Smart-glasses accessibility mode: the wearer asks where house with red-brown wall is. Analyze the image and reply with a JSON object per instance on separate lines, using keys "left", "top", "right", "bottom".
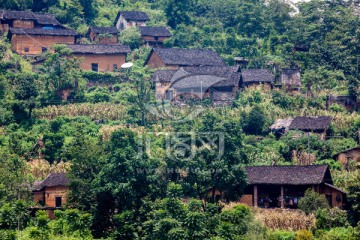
{"left": 66, "top": 44, "right": 131, "bottom": 72}
{"left": 32, "top": 172, "right": 69, "bottom": 219}
{"left": 0, "top": 10, "right": 37, "bottom": 32}
{"left": 9, "top": 27, "right": 77, "bottom": 55}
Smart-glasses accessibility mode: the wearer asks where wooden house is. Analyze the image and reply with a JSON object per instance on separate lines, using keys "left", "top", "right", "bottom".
{"left": 88, "top": 26, "right": 119, "bottom": 44}
{"left": 239, "top": 165, "right": 346, "bottom": 209}
{"left": 9, "top": 27, "right": 77, "bottom": 55}
{"left": 152, "top": 66, "right": 240, "bottom": 105}
{"left": 289, "top": 116, "right": 332, "bottom": 140}
{"left": 240, "top": 69, "right": 274, "bottom": 89}
{"left": 333, "top": 146, "right": 360, "bottom": 166}
{"left": 114, "top": 11, "right": 149, "bottom": 30}
{"left": 280, "top": 68, "right": 301, "bottom": 90}
{"left": 145, "top": 47, "right": 226, "bottom": 69}
{"left": 139, "top": 26, "right": 171, "bottom": 46}
{"left": 66, "top": 44, "right": 131, "bottom": 72}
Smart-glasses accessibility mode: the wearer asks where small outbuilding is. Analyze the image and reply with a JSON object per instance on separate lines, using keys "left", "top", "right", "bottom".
{"left": 289, "top": 116, "right": 332, "bottom": 140}
{"left": 240, "top": 69, "right": 275, "bottom": 89}
{"left": 114, "top": 11, "right": 149, "bottom": 30}
{"left": 88, "top": 26, "right": 119, "bottom": 44}
{"left": 333, "top": 146, "right": 360, "bottom": 166}
{"left": 139, "top": 26, "right": 171, "bottom": 46}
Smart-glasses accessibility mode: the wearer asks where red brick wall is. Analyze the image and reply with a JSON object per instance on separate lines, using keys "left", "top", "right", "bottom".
{"left": 239, "top": 194, "right": 253, "bottom": 207}
{"left": 146, "top": 51, "right": 167, "bottom": 69}
{"left": 11, "top": 34, "right": 75, "bottom": 55}
{"left": 71, "top": 53, "right": 127, "bottom": 72}
{"left": 44, "top": 186, "right": 68, "bottom": 208}
{"left": 12, "top": 20, "right": 34, "bottom": 28}
{"left": 33, "top": 191, "right": 44, "bottom": 205}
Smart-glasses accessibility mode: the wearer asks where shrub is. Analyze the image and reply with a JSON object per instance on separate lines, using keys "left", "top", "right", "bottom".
{"left": 295, "top": 229, "right": 313, "bottom": 240}
{"left": 298, "top": 189, "right": 329, "bottom": 214}
{"left": 316, "top": 227, "right": 356, "bottom": 240}
{"left": 329, "top": 103, "right": 346, "bottom": 112}
{"left": 268, "top": 230, "right": 296, "bottom": 240}
{"left": 0, "top": 230, "right": 16, "bottom": 240}
{"left": 113, "top": 84, "right": 121, "bottom": 92}
{"left": 315, "top": 208, "right": 349, "bottom": 230}
{"left": 86, "top": 92, "right": 111, "bottom": 103}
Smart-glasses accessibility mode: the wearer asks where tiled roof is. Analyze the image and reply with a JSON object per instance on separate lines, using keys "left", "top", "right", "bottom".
{"left": 1, "top": 10, "right": 37, "bottom": 20}
{"left": 34, "top": 13, "right": 61, "bottom": 26}
{"left": 270, "top": 118, "right": 294, "bottom": 130}
{"left": 245, "top": 165, "right": 332, "bottom": 185}
{"left": 66, "top": 44, "right": 131, "bottom": 54}
{"left": 33, "top": 173, "right": 70, "bottom": 191}
{"left": 152, "top": 69, "right": 177, "bottom": 83}
{"left": 89, "top": 26, "right": 119, "bottom": 34}
{"left": 289, "top": 116, "right": 332, "bottom": 131}
{"left": 147, "top": 47, "right": 226, "bottom": 67}
{"left": 9, "top": 27, "right": 78, "bottom": 36}
{"left": 152, "top": 66, "right": 240, "bottom": 88}
{"left": 241, "top": 69, "right": 275, "bottom": 83}
{"left": 139, "top": 26, "right": 171, "bottom": 37}
{"left": 114, "top": 11, "right": 150, "bottom": 25}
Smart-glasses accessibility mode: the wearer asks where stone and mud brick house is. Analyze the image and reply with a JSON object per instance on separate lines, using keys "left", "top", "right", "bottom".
{"left": 9, "top": 27, "right": 77, "bottom": 55}
{"left": 152, "top": 66, "right": 241, "bottom": 105}
{"left": 31, "top": 172, "right": 69, "bottom": 219}
{"left": 145, "top": 47, "right": 226, "bottom": 69}
{"left": 66, "top": 44, "right": 131, "bottom": 72}
{"left": 114, "top": 11, "right": 149, "bottom": 30}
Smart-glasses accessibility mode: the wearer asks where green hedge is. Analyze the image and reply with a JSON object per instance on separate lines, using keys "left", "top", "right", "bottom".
{"left": 82, "top": 71, "right": 127, "bottom": 85}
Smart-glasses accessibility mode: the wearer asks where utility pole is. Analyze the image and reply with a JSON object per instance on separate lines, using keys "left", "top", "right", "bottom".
{"left": 307, "top": 132, "right": 310, "bottom": 165}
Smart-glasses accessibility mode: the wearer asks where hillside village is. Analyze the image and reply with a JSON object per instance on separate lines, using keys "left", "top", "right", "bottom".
{"left": 0, "top": 0, "right": 359, "bottom": 239}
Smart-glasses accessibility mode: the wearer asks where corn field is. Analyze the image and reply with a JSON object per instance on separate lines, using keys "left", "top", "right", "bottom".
{"left": 254, "top": 208, "right": 316, "bottom": 231}
{"left": 33, "top": 103, "right": 129, "bottom": 121}
{"left": 27, "top": 159, "right": 71, "bottom": 180}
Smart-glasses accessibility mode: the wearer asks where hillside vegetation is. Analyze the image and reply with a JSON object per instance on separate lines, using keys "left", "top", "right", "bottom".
{"left": 0, "top": 0, "right": 359, "bottom": 239}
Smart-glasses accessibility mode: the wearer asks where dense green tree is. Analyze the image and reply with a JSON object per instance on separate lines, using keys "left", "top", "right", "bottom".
{"left": 165, "top": 0, "right": 190, "bottom": 28}
{"left": 298, "top": 189, "right": 330, "bottom": 214}
{"left": 12, "top": 73, "right": 38, "bottom": 119}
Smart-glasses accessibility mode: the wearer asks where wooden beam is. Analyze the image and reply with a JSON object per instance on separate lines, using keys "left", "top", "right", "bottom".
{"left": 280, "top": 186, "right": 284, "bottom": 208}
{"left": 254, "top": 185, "right": 258, "bottom": 207}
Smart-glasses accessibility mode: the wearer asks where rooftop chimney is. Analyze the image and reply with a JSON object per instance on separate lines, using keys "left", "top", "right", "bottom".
{"left": 234, "top": 57, "right": 249, "bottom": 71}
